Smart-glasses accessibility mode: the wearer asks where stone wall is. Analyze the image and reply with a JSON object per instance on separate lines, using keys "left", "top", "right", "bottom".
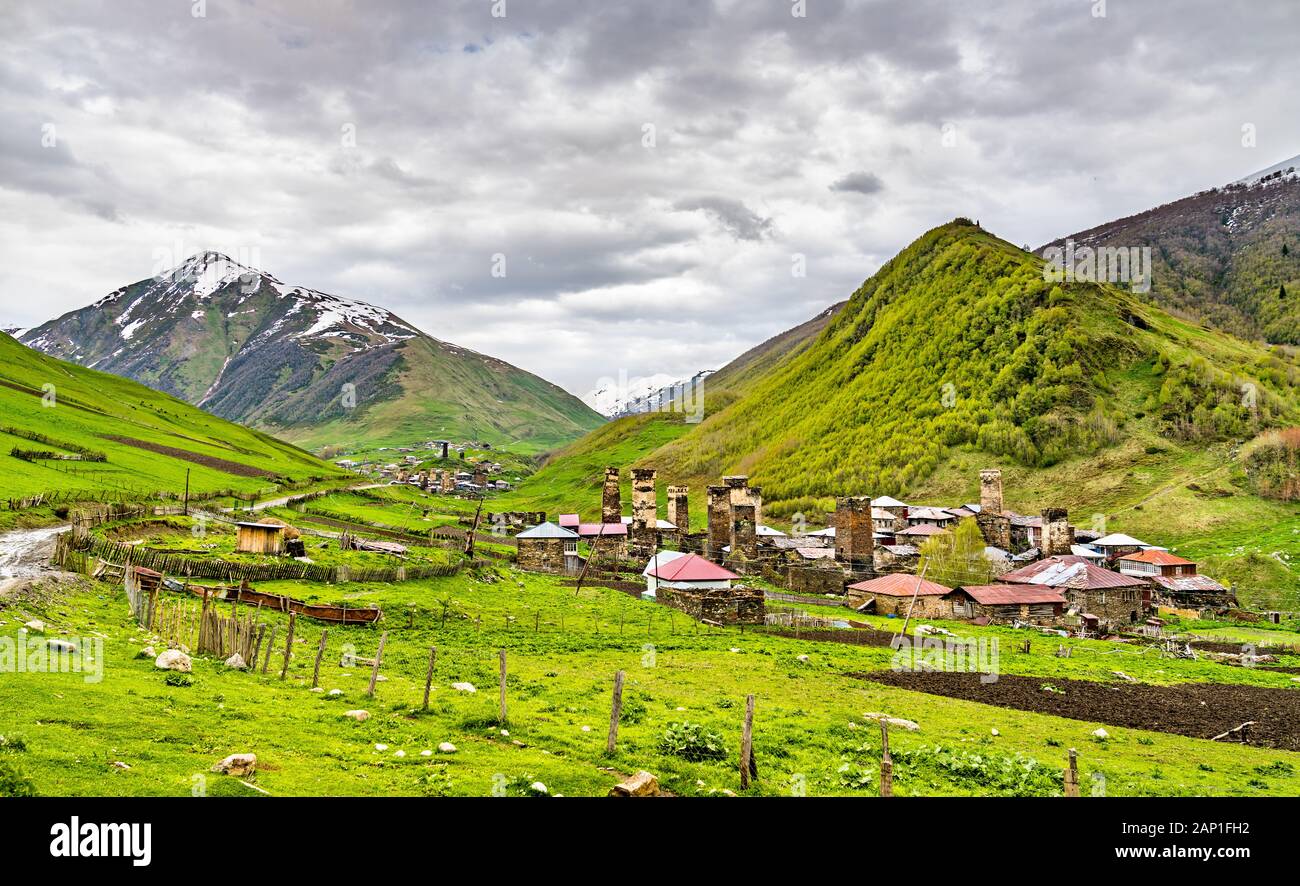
{"left": 977, "top": 468, "right": 1011, "bottom": 549}
{"left": 787, "top": 565, "right": 845, "bottom": 596}
{"left": 706, "top": 485, "right": 730, "bottom": 559}
{"left": 602, "top": 466, "right": 622, "bottom": 523}
{"left": 630, "top": 468, "right": 658, "bottom": 558}
{"left": 1041, "top": 508, "right": 1073, "bottom": 556}
{"left": 667, "top": 486, "right": 690, "bottom": 534}
{"left": 656, "top": 585, "right": 766, "bottom": 625}
{"left": 730, "top": 503, "right": 757, "bottom": 561}
{"left": 516, "top": 537, "right": 570, "bottom": 573}
{"left": 834, "top": 496, "right": 874, "bottom": 567}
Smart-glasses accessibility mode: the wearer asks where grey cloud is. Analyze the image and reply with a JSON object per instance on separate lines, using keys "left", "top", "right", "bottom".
{"left": 672, "top": 197, "right": 774, "bottom": 241}
{"left": 829, "top": 171, "right": 884, "bottom": 195}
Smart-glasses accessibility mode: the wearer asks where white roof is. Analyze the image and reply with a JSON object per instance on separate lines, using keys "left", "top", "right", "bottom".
{"left": 806, "top": 526, "right": 836, "bottom": 537}
{"left": 1092, "top": 533, "right": 1150, "bottom": 547}
{"left": 621, "top": 516, "right": 677, "bottom": 529}
{"left": 517, "top": 522, "right": 579, "bottom": 539}
{"left": 871, "top": 496, "right": 908, "bottom": 508}
{"left": 641, "top": 550, "right": 687, "bottom": 577}
{"left": 1071, "top": 544, "right": 1106, "bottom": 559}
{"left": 756, "top": 524, "right": 787, "bottom": 537}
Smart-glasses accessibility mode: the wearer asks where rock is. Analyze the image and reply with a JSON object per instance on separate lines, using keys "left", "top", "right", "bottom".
{"left": 376, "top": 674, "right": 388, "bottom": 682}
{"left": 437, "top": 742, "right": 457, "bottom": 754}
{"left": 863, "top": 713, "right": 919, "bottom": 731}
{"left": 581, "top": 725, "right": 591, "bottom": 732}
{"left": 500, "top": 729, "right": 509, "bottom": 737}
{"left": 729, "top": 648, "right": 740, "bottom": 653}
{"left": 375, "top": 743, "right": 389, "bottom": 751}
{"left": 309, "top": 687, "right": 324, "bottom": 693}
{"left": 609, "top": 770, "right": 659, "bottom": 797}
{"left": 420, "top": 749, "right": 433, "bottom": 757}
{"left": 223, "top": 653, "right": 247, "bottom": 670}
{"left": 154, "top": 650, "right": 192, "bottom": 673}
{"left": 135, "top": 646, "right": 156, "bottom": 660}
{"left": 529, "top": 781, "right": 549, "bottom": 795}
{"left": 393, "top": 749, "right": 406, "bottom": 758}
{"left": 990, "top": 728, "right": 1000, "bottom": 736}
{"left": 343, "top": 710, "right": 370, "bottom": 722}
{"left": 796, "top": 654, "right": 810, "bottom": 662}
{"left": 451, "top": 682, "right": 477, "bottom": 693}
{"left": 1092, "top": 728, "right": 1109, "bottom": 740}
{"left": 47, "top": 639, "right": 78, "bottom": 654}
{"left": 211, "top": 753, "right": 257, "bottom": 777}
{"left": 112, "top": 761, "right": 130, "bottom": 770}
{"left": 23, "top": 620, "right": 45, "bottom": 633}
{"left": 328, "top": 689, "right": 344, "bottom": 696}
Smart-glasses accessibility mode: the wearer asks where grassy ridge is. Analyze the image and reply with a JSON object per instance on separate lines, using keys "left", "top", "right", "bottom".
{"left": 0, "top": 333, "right": 345, "bottom": 506}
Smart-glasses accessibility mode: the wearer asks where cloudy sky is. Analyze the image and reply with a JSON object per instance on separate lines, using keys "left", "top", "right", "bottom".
{"left": 2, "top": 0, "right": 1298, "bottom": 399}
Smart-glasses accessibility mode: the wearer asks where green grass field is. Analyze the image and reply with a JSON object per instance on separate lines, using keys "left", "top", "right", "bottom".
{"left": 3, "top": 563, "right": 1298, "bottom": 798}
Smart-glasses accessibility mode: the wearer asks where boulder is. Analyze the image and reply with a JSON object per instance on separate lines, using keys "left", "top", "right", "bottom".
{"left": 223, "top": 653, "right": 247, "bottom": 670}
{"left": 23, "top": 620, "right": 45, "bottom": 633}
{"left": 211, "top": 753, "right": 257, "bottom": 777}
{"left": 451, "top": 682, "right": 477, "bottom": 693}
{"left": 135, "top": 646, "right": 156, "bottom": 660}
{"left": 609, "top": 771, "right": 659, "bottom": 797}
{"left": 437, "top": 742, "right": 457, "bottom": 754}
{"left": 47, "top": 639, "right": 78, "bottom": 654}
{"left": 154, "top": 650, "right": 192, "bottom": 673}
{"left": 1092, "top": 727, "right": 1109, "bottom": 740}
{"left": 863, "top": 713, "right": 919, "bottom": 731}
{"left": 343, "top": 710, "right": 370, "bottom": 722}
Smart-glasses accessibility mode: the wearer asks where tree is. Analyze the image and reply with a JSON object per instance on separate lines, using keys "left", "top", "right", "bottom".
{"left": 915, "top": 518, "right": 993, "bottom": 588}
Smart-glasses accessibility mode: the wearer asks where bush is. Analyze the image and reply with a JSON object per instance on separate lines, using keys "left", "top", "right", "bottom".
{"left": 659, "top": 722, "right": 728, "bottom": 761}
{"left": 0, "top": 758, "right": 37, "bottom": 797}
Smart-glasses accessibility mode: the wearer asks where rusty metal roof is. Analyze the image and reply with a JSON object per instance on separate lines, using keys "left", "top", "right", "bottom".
{"left": 953, "top": 583, "right": 1066, "bottom": 605}
{"left": 1117, "top": 549, "right": 1194, "bottom": 566}
{"left": 1000, "top": 555, "right": 1147, "bottom": 590}
{"left": 847, "top": 573, "right": 952, "bottom": 597}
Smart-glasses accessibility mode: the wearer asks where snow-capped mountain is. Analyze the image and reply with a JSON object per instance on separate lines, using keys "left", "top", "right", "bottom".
{"left": 1234, "top": 153, "right": 1300, "bottom": 187}
{"left": 21, "top": 252, "right": 603, "bottom": 450}
{"left": 583, "top": 370, "right": 714, "bottom": 418}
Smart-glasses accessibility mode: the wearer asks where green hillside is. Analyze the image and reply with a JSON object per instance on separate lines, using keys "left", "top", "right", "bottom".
{"left": 494, "top": 220, "right": 1300, "bottom": 604}
{"left": 0, "top": 332, "right": 346, "bottom": 514}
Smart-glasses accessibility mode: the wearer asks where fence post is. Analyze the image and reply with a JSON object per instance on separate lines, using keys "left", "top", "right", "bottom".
{"left": 422, "top": 646, "right": 437, "bottom": 711}
{"left": 367, "top": 632, "right": 387, "bottom": 697}
{"left": 606, "top": 670, "right": 625, "bottom": 754}
{"left": 261, "top": 624, "right": 277, "bottom": 675}
{"left": 498, "top": 649, "right": 508, "bottom": 724}
{"left": 880, "top": 719, "right": 893, "bottom": 797}
{"left": 279, "top": 612, "right": 297, "bottom": 680}
{"left": 1064, "top": 748, "right": 1080, "bottom": 797}
{"left": 311, "top": 629, "right": 328, "bottom": 689}
{"left": 740, "top": 694, "right": 756, "bottom": 791}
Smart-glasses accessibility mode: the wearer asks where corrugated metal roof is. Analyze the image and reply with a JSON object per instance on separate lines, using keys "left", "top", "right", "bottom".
{"left": 1092, "top": 533, "right": 1150, "bottom": 547}
{"left": 1000, "top": 555, "right": 1147, "bottom": 590}
{"left": 646, "top": 553, "right": 737, "bottom": 582}
{"left": 576, "top": 522, "right": 628, "bottom": 537}
{"left": 1151, "top": 575, "right": 1228, "bottom": 593}
{"left": 897, "top": 524, "right": 949, "bottom": 536}
{"left": 517, "top": 522, "right": 579, "bottom": 539}
{"left": 558, "top": 513, "right": 579, "bottom": 527}
{"left": 795, "top": 547, "right": 837, "bottom": 560}
{"left": 954, "top": 583, "right": 1066, "bottom": 605}
{"left": 847, "top": 573, "right": 953, "bottom": 597}
{"left": 871, "top": 496, "right": 908, "bottom": 508}
{"left": 1118, "top": 549, "right": 1194, "bottom": 566}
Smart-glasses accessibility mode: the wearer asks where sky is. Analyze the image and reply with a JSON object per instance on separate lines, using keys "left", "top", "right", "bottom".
{"left": 2, "top": 0, "right": 1298, "bottom": 400}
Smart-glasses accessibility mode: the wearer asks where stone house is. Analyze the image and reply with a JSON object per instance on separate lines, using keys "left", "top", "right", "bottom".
{"left": 845, "top": 573, "right": 953, "bottom": 616}
{"left": 942, "top": 583, "right": 1066, "bottom": 625}
{"left": 515, "top": 522, "right": 579, "bottom": 574}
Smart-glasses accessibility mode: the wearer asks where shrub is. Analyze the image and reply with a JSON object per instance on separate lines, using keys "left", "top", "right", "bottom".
{"left": 659, "top": 722, "right": 728, "bottom": 761}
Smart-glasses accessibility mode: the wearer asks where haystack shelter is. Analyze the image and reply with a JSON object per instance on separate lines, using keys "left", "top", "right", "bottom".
{"left": 235, "top": 522, "right": 284, "bottom": 554}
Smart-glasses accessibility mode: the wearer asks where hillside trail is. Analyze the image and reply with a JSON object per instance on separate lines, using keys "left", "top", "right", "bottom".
{"left": 227, "top": 482, "right": 385, "bottom": 514}
{"left": 0, "top": 524, "right": 71, "bottom": 596}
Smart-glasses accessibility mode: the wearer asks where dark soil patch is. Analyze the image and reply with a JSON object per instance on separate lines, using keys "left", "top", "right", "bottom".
{"left": 764, "top": 627, "right": 898, "bottom": 647}
{"left": 852, "top": 670, "right": 1300, "bottom": 750}
{"left": 1191, "top": 639, "right": 1299, "bottom": 655}
{"left": 100, "top": 435, "right": 276, "bottom": 478}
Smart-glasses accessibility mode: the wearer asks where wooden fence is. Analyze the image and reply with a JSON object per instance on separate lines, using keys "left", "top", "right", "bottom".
{"left": 59, "top": 528, "right": 462, "bottom": 585}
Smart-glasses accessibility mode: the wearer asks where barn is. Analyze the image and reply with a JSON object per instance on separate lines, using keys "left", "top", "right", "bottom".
{"left": 235, "top": 522, "right": 284, "bottom": 555}
{"left": 943, "top": 583, "right": 1066, "bottom": 624}
{"left": 845, "top": 573, "right": 953, "bottom": 616}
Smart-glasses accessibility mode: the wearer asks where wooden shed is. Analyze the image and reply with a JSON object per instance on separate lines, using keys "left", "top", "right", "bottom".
{"left": 235, "top": 521, "right": 284, "bottom": 554}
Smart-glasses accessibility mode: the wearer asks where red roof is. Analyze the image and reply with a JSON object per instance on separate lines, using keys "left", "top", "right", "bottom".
{"left": 953, "top": 584, "right": 1066, "bottom": 605}
{"left": 558, "top": 513, "right": 579, "bottom": 527}
{"left": 1000, "top": 555, "right": 1147, "bottom": 590}
{"left": 647, "top": 553, "right": 738, "bottom": 582}
{"left": 896, "top": 524, "right": 950, "bottom": 537}
{"left": 1116, "top": 549, "right": 1194, "bottom": 567}
{"left": 576, "top": 522, "right": 628, "bottom": 537}
{"left": 847, "top": 573, "right": 952, "bottom": 597}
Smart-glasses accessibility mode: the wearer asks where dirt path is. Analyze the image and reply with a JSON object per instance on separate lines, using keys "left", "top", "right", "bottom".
{"left": 0, "top": 525, "right": 71, "bottom": 597}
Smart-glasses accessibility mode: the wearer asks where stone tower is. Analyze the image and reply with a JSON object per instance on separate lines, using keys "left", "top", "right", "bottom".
{"left": 601, "top": 466, "right": 621, "bottom": 524}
